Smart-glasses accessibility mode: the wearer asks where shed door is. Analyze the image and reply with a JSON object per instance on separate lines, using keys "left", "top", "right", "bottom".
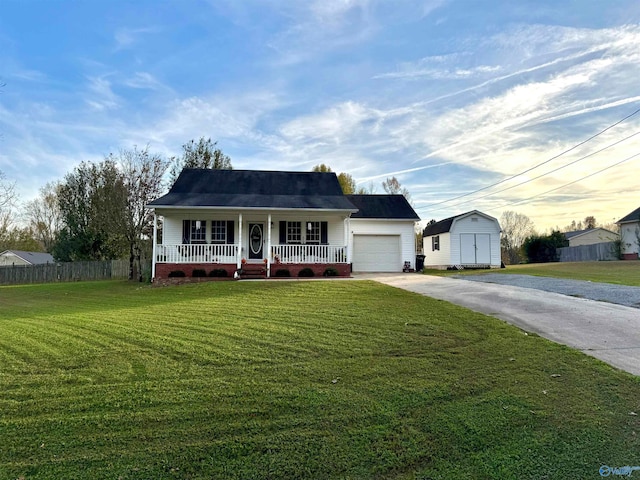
{"left": 475, "top": 234, "right": 491, "bottom": 263}
{"left": 460, "top": 233, "right": 491, "bottom": 264}
{"left": 352, "top": 235, "right": 401, "bottom": 272}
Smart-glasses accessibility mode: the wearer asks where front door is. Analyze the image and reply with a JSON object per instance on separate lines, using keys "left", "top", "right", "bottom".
{"left": 248, "top": 223, "right": 264, "bottom": 259}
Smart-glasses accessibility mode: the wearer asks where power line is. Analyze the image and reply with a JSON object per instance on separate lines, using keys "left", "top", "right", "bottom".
{"left": 416, "top": 105, "right": 640, "bottom": 212}
{"left": 488, "top": 151, "right": 640, "bottom": 211}
{"left": 427, "top": 129, "right": 640, "bottom": 212}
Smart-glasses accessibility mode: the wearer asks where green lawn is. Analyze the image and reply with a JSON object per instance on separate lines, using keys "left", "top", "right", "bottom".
{"left": 1, "top": 280, "right": 640, "bottom": 479}
{"left": 424, "top": 260, "right": 640, "bottom": 286}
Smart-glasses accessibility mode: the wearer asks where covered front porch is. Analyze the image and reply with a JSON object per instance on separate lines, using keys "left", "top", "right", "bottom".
{"left": 151, "top": 211, "right": 352, "bottom": 280}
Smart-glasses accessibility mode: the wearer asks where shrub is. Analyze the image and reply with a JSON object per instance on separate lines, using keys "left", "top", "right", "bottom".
{"left": 523, "top": 230, "right": 568, "bottom": 263}
{"left": 192, "top": 269, "right": 207, "bottom": 277}
{"left": 298, "top": 267, "right": 315, "bottom": 278}
{"left": 209, "top": 268, "right": 228, "bottom": 278}
{"left": 323, "top": 267, "right": 338, "bottom": 277}
{"left": 168, "top": 270, "right": 186, "bottom": 278}
{"left": 274, "top": 269, "right": 291, "bottom": 277}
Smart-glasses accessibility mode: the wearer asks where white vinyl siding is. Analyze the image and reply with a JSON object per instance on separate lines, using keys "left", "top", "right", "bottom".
{"left": 423, "top": 232, "right": 451, "bottom": 268}
{"left": 620, "top": 223, "right": 639, "bottom": 256}
{"left": 568, "top": 229, "right": 619, "bottom": 247}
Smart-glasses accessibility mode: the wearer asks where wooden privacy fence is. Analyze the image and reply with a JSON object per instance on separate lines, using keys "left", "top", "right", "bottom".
{"left": 557, "top": 242, "right": 616, "bottom": 262}
{"left": 0, "top": 259, "right": 130, "bottom": 285}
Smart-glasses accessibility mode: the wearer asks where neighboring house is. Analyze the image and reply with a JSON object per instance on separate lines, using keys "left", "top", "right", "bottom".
{"left": 147, "top": 169, "right": 420, "bottom": 281}
{"left": 617, "top": 206, "right": 640, "bottom": 260}
{"left": 563, "top": 228, "right": 619, "bottom": 247}
{"left": 345, "top": 195, "right": 420, "bottom": 272}
{"left": 422, "top": 210, "right": 501, "bottom": 269}
{"left": 0, "top": 250, "right": 54, "bottom": 267}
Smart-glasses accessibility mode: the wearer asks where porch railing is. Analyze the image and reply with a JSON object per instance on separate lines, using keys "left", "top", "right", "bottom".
{"left": 155, "top": 244, "right": 348, "bottom": 264}
{"left": 156, "top": 244, "right": 238, "bottom": 264}
{"left": 271, "top": 245, "right": 348, "bottom": 264}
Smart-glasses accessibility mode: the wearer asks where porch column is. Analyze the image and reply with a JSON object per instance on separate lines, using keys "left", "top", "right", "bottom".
{"left": 344, "top": 216, "right": 351, "bottom": 264}
{"left": 237, "top": 213, "right": 243, "bottom": 269}
{"left": 151, "top": 213, "right": 158, "bottom": 281}
{"left": 266, "top": 213, "right": 272, "bottom": 277}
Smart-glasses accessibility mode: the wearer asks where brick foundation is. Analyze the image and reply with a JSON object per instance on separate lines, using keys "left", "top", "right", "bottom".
{"left": 622, "top": 253, "right": 639, "bottom": 260}
{"left": 153, "top": 262, "right": 351, "bottom": 284}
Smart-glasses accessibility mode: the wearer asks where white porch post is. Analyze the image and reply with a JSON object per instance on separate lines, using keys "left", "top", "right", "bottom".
{"left": 237, "top": 213, "right": 243, "bottom": 269}
{"left": 266, "top": 213, "right": 272, "bottom": 277}
{"left": 151, "top": 213, "right": 158, "bottom": 281}
{"left": 344, "top": 216, "right": 351, "bottom": 264}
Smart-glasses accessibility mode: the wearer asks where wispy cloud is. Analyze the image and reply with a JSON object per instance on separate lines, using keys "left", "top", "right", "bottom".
{"left": 113, "top": 26, "right": 158, "bottom": 50}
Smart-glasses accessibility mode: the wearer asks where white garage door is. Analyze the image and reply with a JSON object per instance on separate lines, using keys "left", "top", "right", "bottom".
{"left": 352, "top": 235, "right": 401, "bottom": 272}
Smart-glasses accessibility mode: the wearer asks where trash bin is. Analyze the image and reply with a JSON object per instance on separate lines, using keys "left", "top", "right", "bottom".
{"left": 415, "top": 255, "right": 425, "bottom": 271}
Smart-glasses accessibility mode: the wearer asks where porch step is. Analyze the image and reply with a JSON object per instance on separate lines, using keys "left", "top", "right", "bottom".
{"left": 238, "top": 266, "right": 266, "bottom": 279}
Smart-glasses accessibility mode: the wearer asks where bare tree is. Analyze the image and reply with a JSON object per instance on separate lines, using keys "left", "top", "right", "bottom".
{"left": 382, "top": 176, "right": 412, "bottom": 203}
{"left": 115, "top": 146, "right": 169, "bottom": 281}
{"left": 24, "top": 182, "right": 62, "bottom": 252}
{"left": 500, "top": 211, "right": 536, "bottom": 265}
{"left": 0, "top": 171, "right": 17, "bottom": 244}
{"left": 584, "top": 215, "right": 597, "bottom": 229}
{"left": 169, "top": 137, "right": 232, "bottom": 183}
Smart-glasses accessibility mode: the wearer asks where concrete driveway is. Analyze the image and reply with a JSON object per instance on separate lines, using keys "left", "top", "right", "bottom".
{"left": 358, "top": 273, "right": 640, "bottom": 377}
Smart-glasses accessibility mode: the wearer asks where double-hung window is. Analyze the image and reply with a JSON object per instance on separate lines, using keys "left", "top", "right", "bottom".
{"left": 432, "top": 235, "right": 440, "bottom": 251}
{"left": 190, "top": 220, "right": 207, "bottom": 244}
{"left": 210, "top": 220, "right": 226, "bottom": 244}
{"left": 306, "top": 221, "right": 321, "bottom": 244}
{"left": 287, "top": 221, "right": 302, "bottom": 243}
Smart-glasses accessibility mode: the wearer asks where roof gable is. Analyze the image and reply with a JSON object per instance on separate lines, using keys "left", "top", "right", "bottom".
{"left": 149, "top": 169, "right": 358, "bottom": 211}
{"left": 346, "top": 195, "right": 420, "bottom": 220}
{"left": 564, "top": 228, "right": 618, "bottom": 239}
{"left": 617, "top": 206, "right": 640, "bottom": 224}
{"left": 423, "top": 210, "right": 499, "bottom": 236}
{"left": 0, "top": 250, "right": 54, "bottom": 265}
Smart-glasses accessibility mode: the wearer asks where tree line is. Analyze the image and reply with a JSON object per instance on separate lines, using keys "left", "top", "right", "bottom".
{"left": 499, "top": 211, "right": 618, "bottom": 264}
{"left": 0, "top": 137, "right": 230, "bottom": 281}
{"left": 0, "top": 138, "right": 412, "bottom": 280}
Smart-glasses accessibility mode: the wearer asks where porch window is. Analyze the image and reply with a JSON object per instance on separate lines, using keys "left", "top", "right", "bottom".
{"left": 287, "top": 221, "right": 302, "bottom": 244}
{"left": 182, "top": 220, "right": 207, "bottom": 244}
{"left": 432, "top": 235, "right": 440, "bottom": 251}
{"left": 211, "top": 220, "right": 226, "bottom": 244}
{"left": 306, "top": 221, "right": 320, "bottom": 244}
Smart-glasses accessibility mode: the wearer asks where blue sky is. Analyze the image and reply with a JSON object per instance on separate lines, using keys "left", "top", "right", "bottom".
{"left": 1, "top": 0, "right": 640, "bottom": 231}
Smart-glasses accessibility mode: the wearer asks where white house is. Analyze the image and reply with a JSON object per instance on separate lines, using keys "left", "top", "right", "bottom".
{"left": 147, "top": 169, "right": 420, "bottom": 281}
{"left": 617, "top": 206, "right": 640, "bottom": 260}
{"left": 0, "top": 250, "right": 54, "bottom": 267}
{"left": 422, "top": 210, "right": 501, "bottom": 269}
{"left": 563, "top": 228, "right": 619, "bottom": 247}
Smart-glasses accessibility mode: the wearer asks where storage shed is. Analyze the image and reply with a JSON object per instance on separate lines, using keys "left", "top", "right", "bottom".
{"left": 422, "top": 210, "right": 501, "bottom": 269}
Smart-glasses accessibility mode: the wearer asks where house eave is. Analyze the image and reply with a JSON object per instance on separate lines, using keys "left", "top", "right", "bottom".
{"left": 148, "top": 204, "right": 358, "bottom": 214}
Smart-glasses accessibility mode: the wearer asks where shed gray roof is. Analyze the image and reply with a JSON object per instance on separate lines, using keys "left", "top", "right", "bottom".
{"left": 564, "top": 229, "right": 593, "bottom": 239}
{"left": 149, "top": 169, "right": 358, "bottom": 211}
{"left": 0, "top": 250, "right": 54, "bottom": 265}
{"left": 346, "top": 195, "right": 420, "bottom": 220}
{"left": 617, "top": 206, "right": 640, "bottom": 224}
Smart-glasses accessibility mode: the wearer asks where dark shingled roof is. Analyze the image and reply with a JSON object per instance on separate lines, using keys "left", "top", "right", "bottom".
{"left": 618, "top": 206, "right": 640, "bottom": 224}
{"left": 148, "top": 169, "right": 358, "bottom": 211}
{"left": 422, "top": 210, "right": 497, "bottom": 237}
{"left": 422, "top": 215, "right": 456, "bottom": 236}
{"left": 346, "top": 195, "right": 419, "bottom": 220}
